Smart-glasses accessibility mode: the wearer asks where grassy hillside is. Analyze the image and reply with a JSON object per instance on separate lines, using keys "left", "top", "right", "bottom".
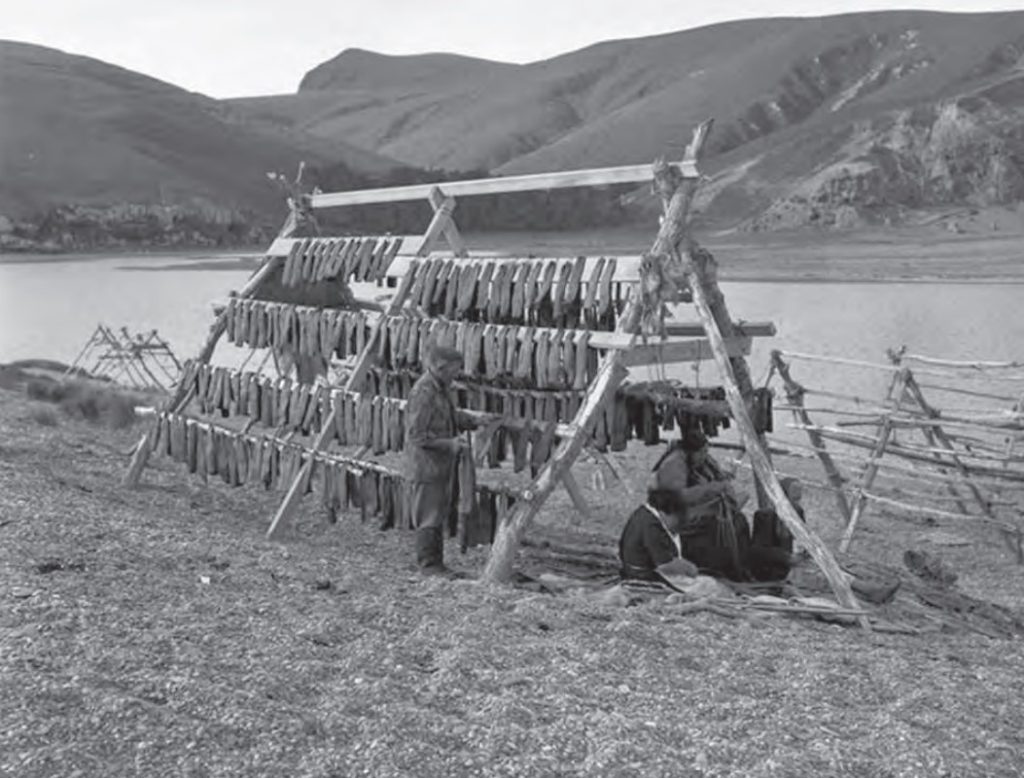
{"left": 229, "top": 11, "right": 1024, "bottom": 230}
{"left": 0, "top": 41, "right": 401, "bottom": 242}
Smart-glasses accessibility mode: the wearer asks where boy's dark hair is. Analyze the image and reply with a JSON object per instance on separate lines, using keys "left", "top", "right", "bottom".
{"left": 647, "top": 487, "right": 684, "bottom": 516}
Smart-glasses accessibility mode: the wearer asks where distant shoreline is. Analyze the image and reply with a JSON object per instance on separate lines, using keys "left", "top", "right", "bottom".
{"left": 3, "top": 226, "right": 1022, "bottom": 284}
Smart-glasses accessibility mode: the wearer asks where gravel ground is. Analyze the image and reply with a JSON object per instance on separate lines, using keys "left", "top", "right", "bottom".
{"left": 2, "top": 385, "right": 1023, "bottom": 778}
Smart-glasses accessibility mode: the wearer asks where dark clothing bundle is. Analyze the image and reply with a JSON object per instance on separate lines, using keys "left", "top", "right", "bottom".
{"left": 618, "top": 505, "right": 681, "bottom": 582}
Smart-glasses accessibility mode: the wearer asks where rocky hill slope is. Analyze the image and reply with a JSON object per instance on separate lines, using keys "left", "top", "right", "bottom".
{"left": 230, "top": 11, "right": 1024, "bottom": 230}
{"left": 0, "top": 41, "right": 402, "bottom": 250}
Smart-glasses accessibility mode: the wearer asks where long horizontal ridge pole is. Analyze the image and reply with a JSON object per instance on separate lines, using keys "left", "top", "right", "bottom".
{"left": 622, "top": 336, "right": 751, "bottom": 367}
{"left": 309, "top": 160, "right": 700, "bottom": 209}
{"left": 666, "top": 321, "right": 775, "bottom": 338}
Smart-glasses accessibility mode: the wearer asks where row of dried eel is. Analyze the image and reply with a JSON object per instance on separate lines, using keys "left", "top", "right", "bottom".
{"left": 224, "top": 299, "right": 370, "bottom": 360}
{"left": 281, "top": 236, "right": 403, "bottom": 286}
{"left": 407, "top": 256, "right": 619, "bottom": 330}
{"left": 154, "top": 411, "right": 517, "bottom": 541}
{"left": 223, "top": 298, "right": 604, "bottom": 391}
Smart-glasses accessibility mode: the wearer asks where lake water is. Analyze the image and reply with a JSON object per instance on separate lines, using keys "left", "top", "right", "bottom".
{"left": 2, "top": 253, "right": 1022, "bottom": 416}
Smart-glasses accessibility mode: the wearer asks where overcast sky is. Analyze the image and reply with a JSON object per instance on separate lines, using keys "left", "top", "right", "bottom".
{"left": 5, "top": 0, "right": 1022, "bottom": 98}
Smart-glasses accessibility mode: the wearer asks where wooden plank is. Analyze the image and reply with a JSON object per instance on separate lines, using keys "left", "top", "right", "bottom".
{"left": 803, "top": 426, "right": 1024, "bottom": 482}
{"left": 621, "top": 336, "right": 751, "bottom": 367}
{"left": 901, "top": 353, "right": 1024, "bottom": 370}
{"left": 309, "top": 160, "right": 700, "bottom": 209}
{"left": 666, "top": 321, "right": 775, "bottom": 338}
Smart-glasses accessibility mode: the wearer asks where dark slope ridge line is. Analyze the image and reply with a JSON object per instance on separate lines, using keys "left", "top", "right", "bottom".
{"left": 0, "top": 41, "right": 404, "bottom": 222}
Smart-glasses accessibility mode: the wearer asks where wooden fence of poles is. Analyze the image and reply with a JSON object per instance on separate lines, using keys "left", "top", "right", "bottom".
{"left": 767, "top": 349, "right": 1024, "bottom": 562}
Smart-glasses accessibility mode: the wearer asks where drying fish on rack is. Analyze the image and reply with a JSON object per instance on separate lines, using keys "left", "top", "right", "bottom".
{"left": 278, "top": 236, "right": 405, "bottom": 287}
{"left": 474, "top": 262, "right": 495, "bottom": 319}
{"left": 455, "top": 262, "right": 479, "bottom": 318}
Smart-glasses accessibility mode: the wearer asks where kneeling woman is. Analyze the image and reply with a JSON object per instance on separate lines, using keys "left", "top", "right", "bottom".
{"left": 618, "top": 487, "right": 699, "bottom": 587}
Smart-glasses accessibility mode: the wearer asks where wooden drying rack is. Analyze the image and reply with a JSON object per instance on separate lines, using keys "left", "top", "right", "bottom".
{"left": 123, "top": 122, "right": 864, "bottom": 616}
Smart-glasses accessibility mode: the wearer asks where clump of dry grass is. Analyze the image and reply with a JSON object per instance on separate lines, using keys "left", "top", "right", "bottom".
{"left": 25, "top": 377, "right": 139, "bottom": 429}
{"left": 27, "top": 406, "right": 59, "bottom": 427}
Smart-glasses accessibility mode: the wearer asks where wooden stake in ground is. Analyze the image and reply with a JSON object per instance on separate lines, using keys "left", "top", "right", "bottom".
{"left": 839, "top": 368, "right": 909, "bottom": 553}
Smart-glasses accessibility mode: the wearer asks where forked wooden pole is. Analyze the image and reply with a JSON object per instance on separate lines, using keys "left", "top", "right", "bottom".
{"left": 770, "top": 351, "right": 851, "bottom": 523}
{"left": 839, "top": 368, "right": 909, "bottom": 553}
{"left": 425, "top": 187, "right": 468, "bottom": 257}
{"left": 888, "top": 351, "right": 972, "bottom": 516}
{"left": 418, "top": 187, "right": 468, "bottom": 258}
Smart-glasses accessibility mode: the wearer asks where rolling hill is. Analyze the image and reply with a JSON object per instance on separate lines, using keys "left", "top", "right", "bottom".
{"left": 229, "top": 11, "right": 1024, "bottom": 230}
{"left": 0, "top": 41, "right": 403, "bottom": 248}
{"left": 6, "top": 11, "right": 1024, "bottom": 246}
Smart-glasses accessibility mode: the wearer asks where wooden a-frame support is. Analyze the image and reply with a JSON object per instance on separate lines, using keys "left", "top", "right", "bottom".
{"left": 124, "top": 174, "right": 464, "bottom": 492}
{"left": 480, "top": 121, "right": 862, "bottom": 618}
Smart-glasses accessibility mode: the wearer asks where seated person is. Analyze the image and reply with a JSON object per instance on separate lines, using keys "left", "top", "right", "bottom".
{"left": 653, "top": 428, "right": 800, "bottom": 582}
{"left": 652, "top": 428, "right": 752, "bottom": 580}
{"left": 618, "top": 487, "right": 699, "bottom": 587}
